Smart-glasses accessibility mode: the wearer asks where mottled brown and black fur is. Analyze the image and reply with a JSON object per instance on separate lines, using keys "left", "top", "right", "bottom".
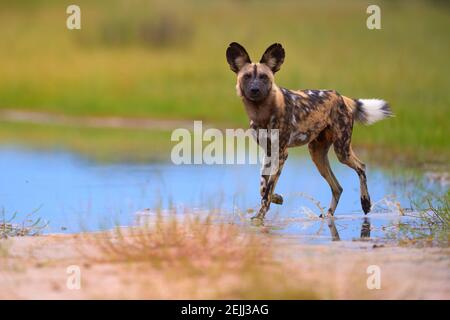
{"left": 226, "top": 42, "right": 392, "bottom": 220}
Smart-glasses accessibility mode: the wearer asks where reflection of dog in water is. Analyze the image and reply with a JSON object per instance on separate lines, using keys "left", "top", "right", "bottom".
{"left": 226, "top": 42, "right": 393, "bottom": 221}
{"left": 326, "top": 217, "right": 371, "bottom": 241}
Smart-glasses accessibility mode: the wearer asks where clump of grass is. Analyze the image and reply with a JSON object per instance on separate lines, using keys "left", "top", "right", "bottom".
{"left": 87, "top": 213, "right": 269, "bottom": 271}
{"left": 82, "top": 212, "right": 318, "bottom": 299}
{"left": 416, "top": 194, "right": 449, "bottom": 227}
{"left": 384, "top": 192, "right": 449, "bottom": 247}
{"left": 0, "top": 208, "right": 49, "bottom": 239}
{"left": 400, "top": 193, "right": 450, "bottom": 246}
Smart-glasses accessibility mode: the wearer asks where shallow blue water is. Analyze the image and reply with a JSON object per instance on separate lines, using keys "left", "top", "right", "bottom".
{"left": 0, "top": 146, "right": 437, "bottom": 241}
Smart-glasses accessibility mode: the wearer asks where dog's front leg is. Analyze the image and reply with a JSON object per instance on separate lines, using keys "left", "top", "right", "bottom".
{"left": 253, "top": 147, "right": 288, "bottom": 221}
{"left": 260, "top": 175, "right": 284, "bottom": 205}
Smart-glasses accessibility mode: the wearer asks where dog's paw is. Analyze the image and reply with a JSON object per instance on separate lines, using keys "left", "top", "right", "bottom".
{"left": 250, "top": 215, "right": 265, "bottom": 226}
{"left": 271, "top": 193, "right": 283, "bottom": 205}
{"left": 361, "top": 196, "right": 371, "bottom": 214}
{"left": 320, "top": 209, "right": 334, "bottom": 219}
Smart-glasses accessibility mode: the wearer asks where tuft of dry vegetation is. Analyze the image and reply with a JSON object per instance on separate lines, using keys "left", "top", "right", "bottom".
{"left": 0, "top": 208, "right": 48, "bottom": 239}
{"left": 88, "top": 214, "right": 268, "bottom": 269}
{"left": 1, "top": 212, "right": 449, "bottom": 299}
{"left": 78, "top": 213, "right": 318, "bottom": 299}
{"left": 397, "top": 193, "right": 450, "bottom": 246}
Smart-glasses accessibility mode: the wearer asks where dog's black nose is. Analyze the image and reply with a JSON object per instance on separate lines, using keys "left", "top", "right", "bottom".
{"left": 250, "top": 88, "right": 260, "bottom": 94}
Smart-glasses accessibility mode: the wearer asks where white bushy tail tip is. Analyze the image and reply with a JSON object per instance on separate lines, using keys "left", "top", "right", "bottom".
{"left": 355, "top": 99, "right": 393, "bottom": 125}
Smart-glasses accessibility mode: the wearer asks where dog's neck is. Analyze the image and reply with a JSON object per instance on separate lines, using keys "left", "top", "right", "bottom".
{"left": 241, "top": 84, "right": 285, "bottom": 128}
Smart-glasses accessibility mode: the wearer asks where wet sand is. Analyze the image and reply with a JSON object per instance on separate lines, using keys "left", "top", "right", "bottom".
{"left": 1, "top": 226, "right": 449, "bottom": 299}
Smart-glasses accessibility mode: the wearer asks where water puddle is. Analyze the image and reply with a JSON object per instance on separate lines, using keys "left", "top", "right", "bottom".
{"left": 0, "top": 147, "right": 445, "bottom": 243}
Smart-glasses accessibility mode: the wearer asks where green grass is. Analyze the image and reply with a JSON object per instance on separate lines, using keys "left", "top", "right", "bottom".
{"left": 0, "top": 0, "right": 449, "bottom": 162}
{"left": 0, "top": 121, "right": 174, "bottom": 162}
{"left": 391, "top": 192, "right": 450, "bottom": 247}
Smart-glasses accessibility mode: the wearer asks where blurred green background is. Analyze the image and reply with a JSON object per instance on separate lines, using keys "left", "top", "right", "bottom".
{"left": 0, "top": 0, "right": 448, "bottom": 163}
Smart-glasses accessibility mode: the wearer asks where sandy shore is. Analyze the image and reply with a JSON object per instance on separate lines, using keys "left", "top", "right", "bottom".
{"left": 1, "top": 225, "right": 449, "bottom": 299}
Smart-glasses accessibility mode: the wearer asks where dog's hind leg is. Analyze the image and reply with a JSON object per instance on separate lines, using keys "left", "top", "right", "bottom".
{"left": 308, "top": 128, "right": 343, "bottom": 217}
{"left": 333, "top": 131, "right": 371, "bottom": 214}
{"left": 331, "top": 100, "right": 371, "bottom": 214}
{"left": 335, "top": 146, "right": 371, "bottom": 214}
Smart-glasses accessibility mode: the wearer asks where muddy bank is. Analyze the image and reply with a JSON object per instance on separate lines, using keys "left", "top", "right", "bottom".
{"left": 1, "top": 225, "right": 448, "bottom": 299}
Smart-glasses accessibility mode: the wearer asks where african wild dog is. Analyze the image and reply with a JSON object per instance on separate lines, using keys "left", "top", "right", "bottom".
{"left": 226, "top": 42, "right": 393, "bottom": 220}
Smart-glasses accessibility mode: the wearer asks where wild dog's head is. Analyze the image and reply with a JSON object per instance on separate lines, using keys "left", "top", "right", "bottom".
{"left": 226, "top": 42, "right": 285, "bottom": 102}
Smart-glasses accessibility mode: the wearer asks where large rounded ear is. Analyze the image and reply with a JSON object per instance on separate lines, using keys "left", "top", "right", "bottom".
{"left": 260, "top": 43, "right": 285, "bottom": 73}
{"left": 226, "top": 42, "right": 251, "bottom": 73}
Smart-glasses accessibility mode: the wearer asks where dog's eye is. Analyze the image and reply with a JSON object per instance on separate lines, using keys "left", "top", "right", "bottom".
{"left": 243, "top": 73, "right": 251, "bottom": 79}
{"left": 259, "top": 74, "right": 268, "bottom": 80}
